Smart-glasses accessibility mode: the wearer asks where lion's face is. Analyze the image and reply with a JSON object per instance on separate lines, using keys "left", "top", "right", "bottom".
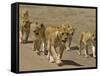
{"left": 58, "top": 24, "right": 75, "bottom": 44}
{"left": 64, "top": 24, "right": 75, "bottom": 35}
{"left": 33, "top": 27, "right": 40, "bottom": 36}
{"left": 68, "top": 26, "right": 75, "bottom": 36}
{"left": 60, "top": 31, "right": 69, "bottom": 43}
{"left": 57, "top": 25, "right": 69, "bottom": 43}
{"left": 33, "top": 22, "right": 45, "bottom": 38}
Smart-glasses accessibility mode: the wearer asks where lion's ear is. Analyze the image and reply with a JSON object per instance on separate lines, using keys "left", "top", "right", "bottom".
{"left": 61, "top": 24, "right": 65, "bottom": 28}
{"left": 67, "top": 24, "right": 70, "bottom": 28}
{"left": 33, "top": 30, "right": 36, "bottom": 33}
{"left": 40, "top": 24, "right": 44, "bottom": 27}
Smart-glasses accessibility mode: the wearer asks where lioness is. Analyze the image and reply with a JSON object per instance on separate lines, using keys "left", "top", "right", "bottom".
{"left": 78, "top": 32, "right": 96, "bottom": 58}
{"left": 20, "top": 20, "right": 32, "bottom": 43}
{"left": 22, "top": 10, "right": 29, "bottom": 22}
{"left": 32, "top": 23, "right": 47, "bottom": 55}
{"left": 45, "top": 25, "right": 69, "bottom": 66}
{"left": 20, "top": 10, "right": 32, "bottom": 43}
{"left": 63, "top": 24, "right": 75, "bottom": 51}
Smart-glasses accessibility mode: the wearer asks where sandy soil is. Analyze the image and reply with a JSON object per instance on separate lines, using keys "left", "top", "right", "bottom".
{"left": 19, "top": 4, "right": 96, "bottom": 71}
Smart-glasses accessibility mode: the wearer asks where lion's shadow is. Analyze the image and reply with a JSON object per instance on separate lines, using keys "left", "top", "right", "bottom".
{"left": 70, "top": 46, "right": 79, "bottom": 51}
{"left": 62, "top": 60, "right": 83, "bottom": 66}
{"left": 22, "top": 40, "right": 33, "bottom": 44}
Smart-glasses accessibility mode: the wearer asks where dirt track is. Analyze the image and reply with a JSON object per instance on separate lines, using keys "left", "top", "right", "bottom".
{"left": 19, "top": 5, "right": 96, "bottom": 71}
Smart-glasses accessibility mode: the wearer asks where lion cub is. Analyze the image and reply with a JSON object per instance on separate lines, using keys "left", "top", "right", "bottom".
{"left": 78, "top": 32, "right": 96, "bottom": 58}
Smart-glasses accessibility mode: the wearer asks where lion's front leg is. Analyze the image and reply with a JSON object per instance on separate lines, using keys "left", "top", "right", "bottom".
{"left": 21, "top": 31, "right": 27, "bottom": 43}
{"left": 65, "top": 42, "right": 70, "bottom": 51}
{"left": 40, "top": 41, "right": 45, "bottom": 52}
{"left": 68, "top": 36, "right": 72, "bottom": 50}
{"left": 20, "top": 29, "right": 25, "bottom": 43}
{"left": 24, "top": 30, "right": 30, "bottom": 42}
{"left": 47, "top": 40, "right": 55, "bottom": 63}
{"left": 65, "top": 35, "right": 72, "bottom": 51}
{"left": 84, "top": 45, "right": 89, "bottom": 57}
{"left": 92, "top": 45, "right": 96, "bottom": 58}
{"left": 40, "top": 41, "right": 47, "bottom": 55}
{"left": 91, "top": 41, "right": 96, "bottom": 58}
{"left": 55, "top": 47, "right": 63, "bottom": 66}
{"left": 19, "top": 31, "right": 22, "bottom": 43}
{"left": 32, "top": 40, "right": 35, "bottom": 51}
{"left": 78, "top": 39, "right": 83, "bottom": 56}
{"left": 56, "top": 54, "right": 63, "bottom": 66}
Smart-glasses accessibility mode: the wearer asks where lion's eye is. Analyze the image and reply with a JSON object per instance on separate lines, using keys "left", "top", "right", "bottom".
{"left": 33, "top": 30, "right": 36, "bottom": 32}
{"left": 35, "top": 32, "right": 39, "bottom": 35}
{"left": 66, "top": 33, "right": 69, "bottom": 35}
{"left": 62, "top": 33, "right": 64, "bottom": 35}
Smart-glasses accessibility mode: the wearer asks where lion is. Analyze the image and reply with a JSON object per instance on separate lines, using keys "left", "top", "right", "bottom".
{"left": 33, "top": 38, "right": 42, "bottom": 55}
{"left": 19, "top": 10, "right": 32, "bottom": 43}
{"left": 78, "top": 32, "right": 96, "bottom": 58}
{"left": 63, "top": 24, "right": 75, "bottom": 51}
{"left": 45, "top": 25, "right": 69, "bottom": 66}
{"left": 32, "top": 22, "right": 47, "bottom": 55}
{"left": 22, "top": 10, "right": 29, "bottom": 22}
{"left": 20, "top": 20, "right": 32, "bottom": 43}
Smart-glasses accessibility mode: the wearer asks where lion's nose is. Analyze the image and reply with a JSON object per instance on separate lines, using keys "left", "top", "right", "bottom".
{"left": 35, "top": 33, "right": 39, "bottom": 35}
{"left": 65, "top": 38, "right": 67, "bottom": 40}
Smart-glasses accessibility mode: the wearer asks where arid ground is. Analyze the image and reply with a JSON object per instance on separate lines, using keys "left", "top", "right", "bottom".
{"left": 19, "top": 4, "right": 96, "bottom": 71}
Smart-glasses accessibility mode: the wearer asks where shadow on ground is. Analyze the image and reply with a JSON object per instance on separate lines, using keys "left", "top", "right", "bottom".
{"left": 89, "top": 54, "right": 96, "bottom": 59}
{"left": 62, "top": 60, "right": 83, "bottom": 66}
{"left": 70, "top": 46, "right": 79, "bottom": 51}
{"left": 22, "top": 40, "right": 33, "bottom": 44}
